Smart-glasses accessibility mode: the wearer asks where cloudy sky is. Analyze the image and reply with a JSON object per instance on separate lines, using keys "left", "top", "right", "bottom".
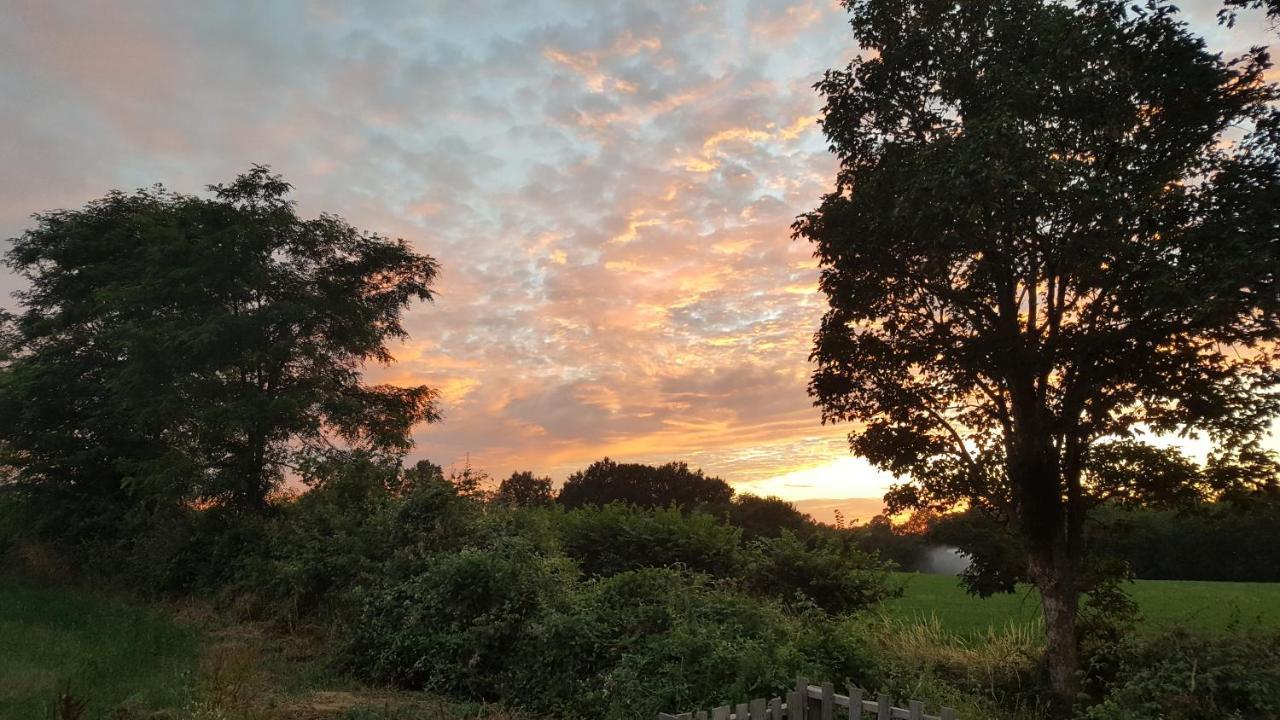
{"left": 1, "top": 0, "right": 1275, "bottom": 516}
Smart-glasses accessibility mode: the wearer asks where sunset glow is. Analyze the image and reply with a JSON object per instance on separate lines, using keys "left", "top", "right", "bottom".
{"left": 2, "top": 0, "right": 1274, "bottom": 510}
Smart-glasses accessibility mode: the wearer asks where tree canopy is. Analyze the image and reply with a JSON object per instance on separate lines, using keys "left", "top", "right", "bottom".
{"left": 0, "top": 167, "right": 440, "bottom": 526}
{"left": 557, "top": 458, "right": 734, "bottom": 510}
{"left": 797, "top": 0, "right": 1280, "bottom": 705}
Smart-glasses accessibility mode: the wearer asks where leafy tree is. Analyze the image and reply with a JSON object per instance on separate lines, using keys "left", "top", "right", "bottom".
{"left": 0, "top": 167, "right": 440, "bottom": 523}
{"left": 797, "top": 0, "right": 1280, "bottom": 705}
{"left": 557, "top": 457, "right": 733, "bottom": 510}
{"left": 1221, "top": 0, "right": 1280, "bottom": 27}
{"left": 495, "top": 470, "right": 554, "bottom": 507}
{"left": 447, "top": 458, "right": 492, "bottom": 501}
{"left": 725, "top": 493, "right": 814, "bottom": 540}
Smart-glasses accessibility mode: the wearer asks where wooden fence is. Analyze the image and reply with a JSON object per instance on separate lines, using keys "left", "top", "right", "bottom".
{"left": 659, "top": 678, "right": 957, "bottom": 720}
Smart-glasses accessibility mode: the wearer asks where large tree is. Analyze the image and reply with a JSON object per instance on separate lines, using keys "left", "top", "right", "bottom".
{"left": 0, "top": 167, "right": 439, "bottom": 525}
{"left": 796, "top": 0, "right": 1280, "bottom": 705}
{"left": 557, "top": 458, "right": 734, "bottom": 510}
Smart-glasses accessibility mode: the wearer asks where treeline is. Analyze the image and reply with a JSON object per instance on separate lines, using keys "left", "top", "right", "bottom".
{"left": 867, "top": 496, "right": 1280, "bottom": 585}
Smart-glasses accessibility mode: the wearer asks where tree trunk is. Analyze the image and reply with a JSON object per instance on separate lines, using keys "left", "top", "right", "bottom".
{"left": 1029, "top": 549, "right": 1079, "bottom": 716}
{"left": 1009, "top": 424, "right": 1081, "bottom": 716}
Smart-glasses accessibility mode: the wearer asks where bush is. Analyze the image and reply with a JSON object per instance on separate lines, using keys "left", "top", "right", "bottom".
{"left": 232, "top": 457, "right": 401, "bottom": 621}
{"left": 748, "top": 531, "right": 898, "bottom": 614}
{"left": 555, "top": 503, "right": 745, "bottom": 578}
{"left": 1078, "top": 629, "right": 1280, "bottom": 719}
{"left": 344, "top": 558, "right": 885, "bottom": 720}
{"left": 342, "top": 533, "right": 579, "bottom": 696}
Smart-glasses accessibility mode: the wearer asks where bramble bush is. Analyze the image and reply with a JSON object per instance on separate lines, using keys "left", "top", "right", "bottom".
{"left": 553, "top": 502, "right": 745, "bottom": 577}
{"left": 1077, "top": 628, "right": 1280, "bottom": 719}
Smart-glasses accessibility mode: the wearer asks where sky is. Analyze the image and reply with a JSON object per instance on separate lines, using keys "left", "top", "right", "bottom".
{"left": 1, "top": 0, "right": 1275, "bottom": 520}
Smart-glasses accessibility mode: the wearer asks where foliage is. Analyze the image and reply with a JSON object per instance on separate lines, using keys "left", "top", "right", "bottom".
{"left": 800, "top": 0, "right": 1280, "bottom": 700}
{"left": 554, "top": 502, "right": 745, "bottom": 578}
{"left": 846, "top": 515, "right": 930, "bottom": 573}
{"left": 749, "top": 531, "right": 899, "bottom": 614}
{"left": 494, "top": 471, "right": 554, "bottom": 508}
{"left": 0, "top": 167, "right": 440, "bottom": 524}
{"left": 231, "top": 452, "right": 402, "bottom": 621}
{"left": 345, "top": 559, "right": 884, "bottom": 720}
{"left": 1087, "top": 495, "right": 1280, "bottom": 582}
{"left": 725, "top": 494, "right": 815, "bottom": 540}
{"left": 1077, "top": 629, "right": 1280, "bottom": 719}
{"left": 558, "top": 458, "right": 733, "bottom": 510}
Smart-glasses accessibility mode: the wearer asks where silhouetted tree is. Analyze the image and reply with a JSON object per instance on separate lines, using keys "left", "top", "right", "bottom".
{"left": 447, "top": 458, "right": 492, "bottom": 501}
{"left": 495, "top": 470, "right": 554, "bottom": 507}
{"left": 726, "top": 494, "right": 814, "bottom": 539}
{"left": 798, "top": 0, "right": 1280, "bottom": 706}
{"left": 557, "top": 458, "right": 733, "bottom": 510}
{"left": 0, "top": 167, "right": 439, "bottom": 525}
{"left": 1221, "top": 0, "right": 1280, "bottom": 26}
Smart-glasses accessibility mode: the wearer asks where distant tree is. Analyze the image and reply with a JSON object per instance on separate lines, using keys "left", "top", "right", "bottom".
{"left": 447, "top": 458, "right": 492, "bottom": 501}
{"left": 495, "top": 470, "right": 554, "bottom": 507}
{"left": 798, "top": 0, "right": 1280, "bottom": 705}
{"left": 0, "top": 167, "right": 439, "bottom": 525}
{"left": 846, "top": 515, "right": 928, "bottom": 572}
{"left": 726, "top": 494, "right": 814, "bottom": 539}
{"left": 557, "top": 458, "right": 733, "bottom": 510}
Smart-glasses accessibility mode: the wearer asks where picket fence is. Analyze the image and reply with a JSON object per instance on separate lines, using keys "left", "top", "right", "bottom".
{"left": 659, "top": 678, "right": 957, "bottom": 720}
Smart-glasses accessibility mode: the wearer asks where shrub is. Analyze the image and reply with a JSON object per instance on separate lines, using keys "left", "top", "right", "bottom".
{"left": 341, "top": 534, "right": 580, "bottom": 695}
{"left": 1078, "top": 629, "right": 1280, "bottom": 720}
{"left": 555, "top": 503, "right": 745, "bottom": 578}
{"left": 748, "top": 531, "right": 898, "bottom": 614}
{"left": 343, "top": 559, "right": 885, "bottom": 720}
{"left": 232, "top": 459, "right": 400, "bottom": 621}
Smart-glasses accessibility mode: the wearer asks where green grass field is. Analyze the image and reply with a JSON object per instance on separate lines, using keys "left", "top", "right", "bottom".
{"left": 884, "top": 572, "right": 1280, "bottom": 636}
{"left": 0, "top": 583, "right": 201, "bottom": 719}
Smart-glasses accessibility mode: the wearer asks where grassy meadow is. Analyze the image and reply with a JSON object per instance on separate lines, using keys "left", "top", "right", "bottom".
{"left": 884, "top": 572, "right": 1280, "bottom": 636}
{"left": 0, "top": 584, "right": 199, "bottom": 719}
{"left": 0, "top": 581, "right": 531, "bottom": 720}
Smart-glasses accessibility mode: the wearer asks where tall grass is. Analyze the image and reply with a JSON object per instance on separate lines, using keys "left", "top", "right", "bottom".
{"left": 0, "top": 582, "right": 200, "bottom": 719}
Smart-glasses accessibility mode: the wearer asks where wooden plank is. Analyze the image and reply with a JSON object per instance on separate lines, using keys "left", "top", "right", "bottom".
{"left": 737, "top": 701, "right": 750, "bottom": 720}
{"left": 659, "top": 714, "right": 679, "bottom": 720}
{"left": 940, "top": 709, "right": 957, "bottom": 720}
{"left": 876, "top": 695, "right": 890, "bottom": 720}
{"left": 820, "top": 683, "right": 834, "bottom": 720}
{"left": 847, "top": 687, "right": 862, "bottom": 720}
{"left": 769, "top": 697, "right": 784, "bottom": 720}
{"left": 697, "top": 710, "right": 708, "bottom": 720}
{"left": 751, "top": 697, "right": 767, "bottom": 720}
{"left": 908, "top": 701, "right": 923, "bottom": 720}
{"left": 678, "top": 713, "right": 692, "bottom": 720}
{"left": 713, "top": 706, "right": 731, "bottom": 720}
{"left": 787, "top": 690, "right": 804, "bottom": 720}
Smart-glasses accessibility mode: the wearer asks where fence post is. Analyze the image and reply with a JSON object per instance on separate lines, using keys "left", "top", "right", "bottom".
{"left": 787, "top": 690, "right": 804, "bottom": 720}
{"left": 769, "top": 697, "right": 784, "bottom": 720}
{"left": 713, "top": 707, "right": 730, "bottom": 720}
{"left": 940, "top": 709, "right": 957, "bottom": 720}
{"left": 751, "top": 697, "right": 768, "bottom": 720}
{"left": 908, "top": 700, "right": 923, "bottom": 720}
{"left": 847, "top": 687, "right": 862, "bottom": 720}
{"left": 820, "top": 682, "right": 834, "bottom": 720}
{"left": 736, "top": 702, "right": 749, "bottom": 720}
{"left": 876, "top": 695, "right": 890, "bottom": 720}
